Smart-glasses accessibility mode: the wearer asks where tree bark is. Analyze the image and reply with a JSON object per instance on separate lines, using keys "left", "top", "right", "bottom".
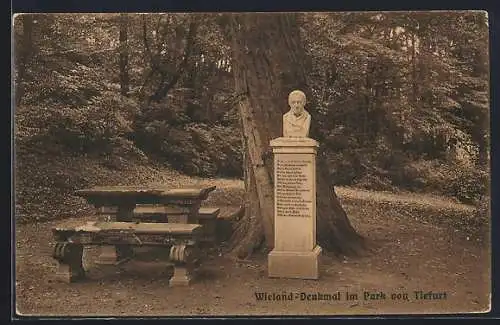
{"left": 119, "top": 13, "right": 130, "bottom": 97}
{"left": 229, "top": 13, "right": 365, "bottom": 259}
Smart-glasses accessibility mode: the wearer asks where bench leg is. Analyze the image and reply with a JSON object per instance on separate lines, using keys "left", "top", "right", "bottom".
{"left": 53, "top": 243, "right": 85, "bottom": 283}
{"left": 168, "top": 244, "right": 198, "bottom": 287}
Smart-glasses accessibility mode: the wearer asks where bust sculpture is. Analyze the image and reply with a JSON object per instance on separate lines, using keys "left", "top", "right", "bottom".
{"left": 283, "top": 90, "right": 311, "bottom": 137}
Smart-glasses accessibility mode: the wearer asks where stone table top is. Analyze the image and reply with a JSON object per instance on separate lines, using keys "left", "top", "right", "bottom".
{"left": 74, "top": 185, "right": 217, "bottom": 206}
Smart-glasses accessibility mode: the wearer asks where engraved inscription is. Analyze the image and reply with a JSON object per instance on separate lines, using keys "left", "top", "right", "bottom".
{"left": 275, "top": 158, "right": 313, "bottom": 217}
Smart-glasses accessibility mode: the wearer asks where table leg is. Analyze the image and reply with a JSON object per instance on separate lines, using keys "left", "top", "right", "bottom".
{"left": 163, "top": 204, "right": 189, "bottom": 224}
{"left": 96, "top": 203, "right": 135, "bottom": 265}
{"left": 187, "top": 200, "right": 202, "bottom": 224}
{"left": 115, "top": 203, "right": 135, "bottom": 261}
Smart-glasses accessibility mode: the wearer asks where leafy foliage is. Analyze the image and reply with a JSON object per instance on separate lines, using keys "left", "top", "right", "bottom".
{"left": 132, "top": 94, "right": 242, "bottom": 177}
{"left": 300, "top": 12, "right": 489, "bottom": 202}
{"left": 13, "top": 12, "right": 489, "bottom": 209}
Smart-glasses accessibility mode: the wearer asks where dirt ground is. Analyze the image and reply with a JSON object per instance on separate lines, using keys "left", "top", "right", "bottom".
{"left": 14, "top": 186, "right": 490, "bottom": 317}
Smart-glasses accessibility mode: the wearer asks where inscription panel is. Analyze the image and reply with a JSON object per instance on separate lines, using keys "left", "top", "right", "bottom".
{"left": 275, "top": 155, "right": 313, "bottom": 218}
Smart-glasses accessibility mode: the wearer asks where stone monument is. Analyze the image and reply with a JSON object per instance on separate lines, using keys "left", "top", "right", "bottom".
{"left": 268, "top": 90, "right": 322, "bottom": 279}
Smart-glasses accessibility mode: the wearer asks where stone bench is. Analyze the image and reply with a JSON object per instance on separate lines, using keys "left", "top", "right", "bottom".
{"left": 98, "top": 206, "right": 221, "bottom": 243}
{"left": 52, "top": 221, "right": 203, "bottom": 287}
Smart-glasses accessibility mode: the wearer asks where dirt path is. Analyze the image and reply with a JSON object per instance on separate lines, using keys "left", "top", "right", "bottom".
{"left": 15, "top": 185, "right": 490, "bottom": 316}
{"left": 158, "top": 177, "right": 475, "bottom": 211}
{"left": 335, "top": 186, "right": 475, "bottom": 213}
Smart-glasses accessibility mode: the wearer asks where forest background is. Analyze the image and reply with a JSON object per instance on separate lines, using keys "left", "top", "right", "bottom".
{"left": 13, "top": 12, "right": 489, "bottom": 225}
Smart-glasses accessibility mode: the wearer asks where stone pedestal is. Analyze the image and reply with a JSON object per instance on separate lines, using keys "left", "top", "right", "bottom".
{"left": 268, "top": 137, "right": 322, "bottom": 279}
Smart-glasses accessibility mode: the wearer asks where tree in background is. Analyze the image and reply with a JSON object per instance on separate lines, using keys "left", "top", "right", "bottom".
{"left": 14, "top": 14, "right": 34, "bottom": 105}
{"left": 301, "top": 12, "right": 489, "bottom": 202}
{"left": 119, "top": 13, "right": 130, "bottom": 97}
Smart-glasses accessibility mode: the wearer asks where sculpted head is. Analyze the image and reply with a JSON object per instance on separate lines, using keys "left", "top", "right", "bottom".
{"left": 288, "top": 90, "right": 306, "bottom": 117}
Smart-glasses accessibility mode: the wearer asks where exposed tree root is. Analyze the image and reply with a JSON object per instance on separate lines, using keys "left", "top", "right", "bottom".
{"left": 228, "top": 212, "right": 265, "bottom": 260}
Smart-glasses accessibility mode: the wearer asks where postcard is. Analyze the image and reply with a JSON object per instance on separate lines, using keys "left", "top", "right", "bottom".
{"left": 13, "top": 11, "right": 491, "bottom": 317}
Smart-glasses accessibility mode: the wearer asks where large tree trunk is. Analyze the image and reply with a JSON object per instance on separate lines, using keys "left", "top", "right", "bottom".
{"left": 228, "top": 13, "right": 365, "bottom": 259}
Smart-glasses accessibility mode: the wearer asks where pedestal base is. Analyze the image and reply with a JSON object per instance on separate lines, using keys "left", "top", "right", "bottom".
{"left": 268, "top": 245, "right": 322, "bottom": 279}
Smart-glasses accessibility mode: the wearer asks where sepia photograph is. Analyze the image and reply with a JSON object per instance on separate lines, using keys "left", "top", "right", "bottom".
{"left": 13, "top": 11, "right": 491, "bottom": 316}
